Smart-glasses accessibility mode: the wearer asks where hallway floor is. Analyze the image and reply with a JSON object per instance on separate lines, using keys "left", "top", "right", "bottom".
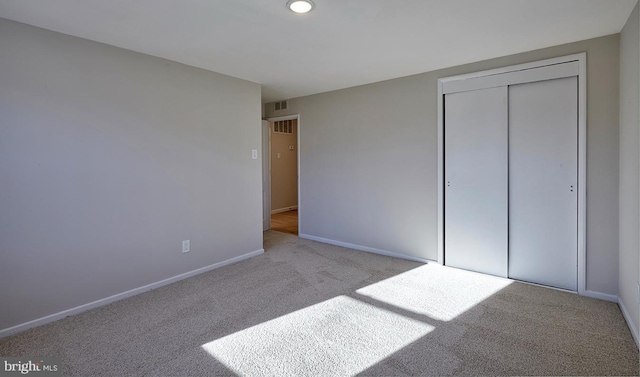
{"left": 270, "top": 210, "right": 298, "bottom": 235}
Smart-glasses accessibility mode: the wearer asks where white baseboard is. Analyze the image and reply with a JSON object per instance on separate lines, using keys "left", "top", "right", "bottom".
{"left": 582, "top": 290, "right": 619, "bottom": 302}
{"left": 271, "top": 206, "right": 298, "bottom": 215}
{"left": 0, "top": 248, "right": 264, "bottom": 339}
{"left": 618, "top": 297, "right": 640, "bottom": 348}
{"left": 299, "top": 233, "right": 432, "bottom": 264}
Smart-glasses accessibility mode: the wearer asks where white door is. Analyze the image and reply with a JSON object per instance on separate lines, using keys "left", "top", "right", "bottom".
{"left": 262, "top": 120, "right": 271, "bottom": 231}
{"left": 508, "top": 77, "right": 578, "bottom": 290}
{"left": 444, "top": 86, "right": 509, "bottom": 277}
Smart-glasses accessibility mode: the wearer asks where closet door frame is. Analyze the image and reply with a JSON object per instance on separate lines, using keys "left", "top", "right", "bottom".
{"left": 436, "top": 53, "right": 587, "bottom": 296}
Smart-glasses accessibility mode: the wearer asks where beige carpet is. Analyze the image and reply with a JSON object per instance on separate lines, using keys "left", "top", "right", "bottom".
{"left": 0, "top": 230, "right": 637, "bottom": 376}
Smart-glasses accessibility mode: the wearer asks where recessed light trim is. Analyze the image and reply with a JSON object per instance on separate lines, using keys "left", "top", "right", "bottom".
{"left": 287, "top": 0, "right": 315, "bottom": 14}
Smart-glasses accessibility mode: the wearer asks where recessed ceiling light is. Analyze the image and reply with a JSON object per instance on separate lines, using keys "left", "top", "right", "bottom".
{"left": 287, "top": 0, "right": 315, "bottom": 14}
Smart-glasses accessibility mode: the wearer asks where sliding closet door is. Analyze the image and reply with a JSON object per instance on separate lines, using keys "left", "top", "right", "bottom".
{"left": 444, "top": 86, "right": 508, "bottom": 277}
{"left": 508, "top": 77, "right": 578, "bottom": 290}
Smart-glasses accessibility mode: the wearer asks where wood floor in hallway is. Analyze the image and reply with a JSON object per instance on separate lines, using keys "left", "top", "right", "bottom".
{"left": 271, "top": 210, "right": 298, "bottom": 235}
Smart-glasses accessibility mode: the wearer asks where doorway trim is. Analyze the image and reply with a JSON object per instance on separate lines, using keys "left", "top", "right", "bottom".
{"left": 261, "top": 120, "right": 271, "bottom": 231}
{"left": 266, "top": 114, "right": 301, "bottom": 235}
{"left": 436, "top": 53, "right": 589, "bottom": 297}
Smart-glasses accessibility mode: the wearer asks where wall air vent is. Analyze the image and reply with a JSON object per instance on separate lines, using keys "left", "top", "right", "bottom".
{"left": 273, "top": 120, "right": 293, "bottom": 134}
{"left": 274, "top": 100, "right": 288, "bottom": 111}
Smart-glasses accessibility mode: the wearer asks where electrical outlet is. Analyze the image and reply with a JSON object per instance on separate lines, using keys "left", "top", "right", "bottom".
{"left": 182, "top": 240, "right": 190, "bottom": 253}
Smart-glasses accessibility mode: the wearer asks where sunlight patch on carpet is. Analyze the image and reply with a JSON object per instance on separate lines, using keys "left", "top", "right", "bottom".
{"left": 201, "top": 295, "right": 433, "bottom": 376}
{"left": 357, "top": 264, "right": 512, "bottom": 321}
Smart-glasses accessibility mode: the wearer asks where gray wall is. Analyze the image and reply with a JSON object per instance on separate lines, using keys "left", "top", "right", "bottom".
{"left": 619, "top": 2, "right": 639, "bottom": 336}
{"left": 266, "top": 34, "right": 621, "bottom": 296}
{"left": 0, "top": 19, "right": 263, "bottom": 331}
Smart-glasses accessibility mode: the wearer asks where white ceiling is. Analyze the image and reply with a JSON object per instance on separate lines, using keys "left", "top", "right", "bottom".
{"left": 0, "top": 0, "right": 636, "bottom": 102}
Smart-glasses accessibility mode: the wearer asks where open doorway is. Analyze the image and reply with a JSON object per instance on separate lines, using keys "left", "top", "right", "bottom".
{"left": 263, "top": 115, "right": 300, "bottom": 236}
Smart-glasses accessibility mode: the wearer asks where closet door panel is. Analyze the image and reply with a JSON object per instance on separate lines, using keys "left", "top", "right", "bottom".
{"left": 508, "top": 77, "right": 578, "bottom": 291}
{"left": 444, "top": 86, "right": 508, "bottom": 277}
